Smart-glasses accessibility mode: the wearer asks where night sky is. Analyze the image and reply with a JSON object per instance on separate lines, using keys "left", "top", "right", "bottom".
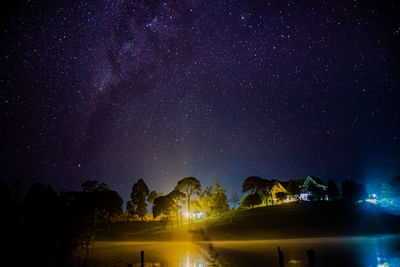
{"left": 1, "top": 0, "right": 399, "bottom": 201}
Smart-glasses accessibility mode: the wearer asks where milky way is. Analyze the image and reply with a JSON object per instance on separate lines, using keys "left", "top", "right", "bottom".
{"left": 1, "top": 0, "right": 399, "bottom": 200}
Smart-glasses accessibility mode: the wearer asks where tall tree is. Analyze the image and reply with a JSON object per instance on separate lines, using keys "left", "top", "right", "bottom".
{"left": 203, "top": 185, "right": 214, "bottom": 214}
{"left": 147, "top": 191, "right": 159, "bottom": 206}
{"left": 98, "top": 189, "right": 123, "bottom": 232}
{"left": 130, "top": 179, "right": 150, "bottom": 220}
{"left": 286, "top": 179, "right": 304, "bottom": 195}
{"left": 242, "top": 176, "right": 272, "bottom": 200}
{"left": 126, "top": 200, "right": 134, "bottom": 223}
{"left": 327, "top": 179, "right": 340, "bottom": 201}
{"left": 342, "top": 179, "right": 367, "bottom": 202}
{"left": 152, "top": 196, "right": 172, "bottom": 218}
{"left": 85, "top": 182, "right": 123, "bottom": 231}
{"left": 210, "top": 182, "right": 229, "bottom": 217}
{"left": 229, "top": 188, "right": 240, "bottom": 210}
{"left": 192, "top": 195, "right": 209, "bottom": 215}
{"left": 192, "top": 186, "right": 213, "bottom": 217}
{"left": 152, "top": 190, "right": 185, "bottom": 230}
{"left": 82, "top": 180, "right": 98, "bottom": 192}
{"left": 174, "top": 177, "right": 202, "bottom": 219}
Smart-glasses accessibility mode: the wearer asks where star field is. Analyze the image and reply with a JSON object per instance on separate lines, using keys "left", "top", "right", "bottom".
{"left": 1, "top": 0, "right": 399, "bottom": 200}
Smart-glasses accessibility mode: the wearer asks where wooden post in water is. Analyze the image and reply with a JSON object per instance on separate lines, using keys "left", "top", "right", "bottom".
{"left": 277, "top": 246, "right": 284, "bottom": 267}
{"left": 140, "top": 250, "right": 144, "bottom": 267}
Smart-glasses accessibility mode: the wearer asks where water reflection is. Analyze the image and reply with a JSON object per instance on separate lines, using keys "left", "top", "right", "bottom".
{"left": 182, "top": 247, "right": 205, "bottom": 267}
{"left": 86, "top": 235, "right": 400, "bottom": 267}
{"left": 370, "top": 235, "right": 400, "bottom": 267}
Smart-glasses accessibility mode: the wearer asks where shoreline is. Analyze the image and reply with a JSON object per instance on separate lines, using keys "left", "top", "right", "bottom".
{"left": 94, "top": 232, "right": 400, "bottom": 243}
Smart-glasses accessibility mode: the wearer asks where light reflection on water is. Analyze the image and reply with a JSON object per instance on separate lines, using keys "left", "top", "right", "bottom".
{"left": 87, "top": 235, "right": 400, "bottom": 267}
{"left": 184, "top": 250, "right": 204, "bottom": 267}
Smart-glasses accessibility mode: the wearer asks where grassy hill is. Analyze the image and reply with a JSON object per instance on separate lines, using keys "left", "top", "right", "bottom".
{"left": 189, "top": 202, "right": 400, "bottom": 240}
{"left": 97, "top": 201, "right": 400, "bottom": 241}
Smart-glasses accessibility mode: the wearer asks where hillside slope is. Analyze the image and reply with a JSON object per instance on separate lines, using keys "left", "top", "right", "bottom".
{"left": 190, "top": 202, "right": 400, "bottom": 240}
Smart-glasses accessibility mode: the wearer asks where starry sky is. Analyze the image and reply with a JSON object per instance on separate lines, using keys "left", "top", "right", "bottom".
{"left": 1, "top": 0, "right": 399, "bottom": 201}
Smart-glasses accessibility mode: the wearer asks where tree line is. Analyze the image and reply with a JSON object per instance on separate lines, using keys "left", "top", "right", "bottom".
{"left": 1, "top": 175, "right": 398, "bottom": 266}
{"left": 239, "top": 176, "right": 372, "bottom": 208}
{"left": 0, "top": 180, "right": 124, "bottom": 266}
{"left": 0, "top": 174, "right": 234, "bottom": 266}
{"left": 124, "top": 177, "right": 231, "bottom": 229}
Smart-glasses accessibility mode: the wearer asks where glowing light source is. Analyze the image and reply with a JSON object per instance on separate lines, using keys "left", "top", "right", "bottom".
{"left": 283, "top": 196, "right": 297, "bottom": 203}
{"left": 299, "top": 193, "right": 310, "bottom": 201}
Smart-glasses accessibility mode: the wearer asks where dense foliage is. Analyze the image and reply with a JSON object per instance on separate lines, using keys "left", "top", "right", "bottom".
{"left": 130, "top": 179, "right": 150, "bottom": 220}
{"left": 1, "top": 180, "right": 123, "bottom": 267}
{"left": 2, "top": 174, "right": 398, "bottom": 266}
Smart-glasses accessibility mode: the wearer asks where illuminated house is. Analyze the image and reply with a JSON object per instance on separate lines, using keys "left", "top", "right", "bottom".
{"left": 258, "top": 176, "right": 329, "bottom": 206}
{"left": 299, "top": 176, "right": 328, "bottom": 201}
{"left": 266, "top": 181, "right": 296, "bottom": 205}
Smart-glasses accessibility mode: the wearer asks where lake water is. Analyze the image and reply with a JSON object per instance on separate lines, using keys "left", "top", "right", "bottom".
{"left": 82, "top": 234, "right": 400, "bottom": 266}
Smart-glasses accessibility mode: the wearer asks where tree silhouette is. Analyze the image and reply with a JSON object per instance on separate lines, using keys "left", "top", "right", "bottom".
{"left": 241, "top": 193, "right": 262, "bottom": 208}
{"left": 130, "top": 179, "right": 150, "bottom": 220}
{"left": 327, "top": 179, "right": 340, "bottom": 201}
{"left": 95, "top": 182, "right": 110, "bottom": 192}
{"left": 152, "top": 190, "right": 185, "bottom": 230}
{"left": 229, "top": 188, "right": 240, "bottom": 210}
{"left": 174, "top": 177, "right": 202, "bottom": 220}
{"left": 152, "top": 196, "right": 172, "bottom": 218}
{"left": 147, "top": 190, "right": 159, "bottom": 205}
{"left": 308, "top": 182, "right": 326, "bottom": 201}
{"left": 242, "top": 176, "right": 272, "bottom": 200}
{"left": 81, "top": 180, "right": 98, "bottom": 192}
{"left": 96, "top": 189, "right": 123, "bottom": 232}
{"left": 85, "top": 182, "right": 123, "bottom": 231}
{"left": 391, "top": 176, "right": 400, "bottom": 188}
{"left": 58, "top": 190, "right": 97, "bottom": 265}
{"left": 342, "top": 179, "right": 367, "bottom": 202}
{"left": 23, "top": 183, "right": 60, "bottom": 265}
{"left": 210, "top": 181, "right": 229, "bottom": 217}
{"left": 126, "top": 200, "right": 135, "bottom": 223}
{"left": 286, "top": 179, "right": 304, "bottom": 195}
{"left": 203, "top": 186, "right": 214, "bottom": 215}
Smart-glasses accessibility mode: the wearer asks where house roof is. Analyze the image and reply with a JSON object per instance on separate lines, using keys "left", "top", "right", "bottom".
{"left": 269, "top": 177, "right": 327, "bottom": 194}
{"left": 269, "top": 181, "right": 289, "bottom": 194}
{"left": 307, "top": 176, "right": 326, "bottom": 186}
{"left": 274, "top": 179, "right": 304, "bottom": 194}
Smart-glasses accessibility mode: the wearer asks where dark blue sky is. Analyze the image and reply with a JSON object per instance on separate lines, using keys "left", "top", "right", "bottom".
{"left": 1, "top": 0, "right": 399, "bottom": 202}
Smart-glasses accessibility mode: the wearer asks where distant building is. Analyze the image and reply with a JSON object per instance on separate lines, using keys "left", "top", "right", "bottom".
{"left": 266, "top": 181, "right": 296, "bottom": 205}
{"left": 256, "top": 176, "right": 329, "bottom": 206}
{"left": 299, "top": 176, "right": 328, "bottom": 201}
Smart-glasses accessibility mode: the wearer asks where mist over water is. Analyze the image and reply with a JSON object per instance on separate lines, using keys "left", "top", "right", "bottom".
{"left": 78, "top": 234, "right": 400, "bottom": 266}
